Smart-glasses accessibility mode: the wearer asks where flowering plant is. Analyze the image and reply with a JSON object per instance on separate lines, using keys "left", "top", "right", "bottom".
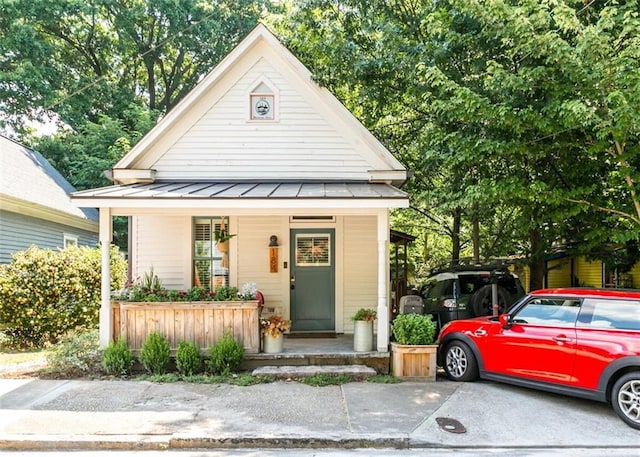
{"left": 351, "top": 307, "right": 377, "bottom": 321}
{"left": 260, "top": 315, "right": 291, "bottom": 338}
{"left": 238, "top": 282, "right": 257, "bottom": 300}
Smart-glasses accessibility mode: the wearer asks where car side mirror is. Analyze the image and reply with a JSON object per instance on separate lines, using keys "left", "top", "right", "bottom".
{"left": 499, "top": 313, "right": 513, "bottom": 329}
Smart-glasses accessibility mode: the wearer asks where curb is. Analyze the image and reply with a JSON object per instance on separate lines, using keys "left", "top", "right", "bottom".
{"left": 0, "top": 434, "right": 410, "bottom": 451}
{"left": 0, "top": 435, "right": 171, "bottom": 451}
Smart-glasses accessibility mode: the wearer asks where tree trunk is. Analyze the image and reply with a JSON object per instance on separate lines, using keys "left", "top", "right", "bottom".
{"left": 452, "top": 208, "right": 461, "bottom": 264}
{"left": 472, "top": 202, "right": 480, "bottom": 263}
{"left": 529, "top": 228, "right": 545, "bottom": 291}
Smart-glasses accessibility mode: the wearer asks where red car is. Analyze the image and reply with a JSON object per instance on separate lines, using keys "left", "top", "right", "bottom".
{"left": 438, "top": 288, "right": 640, "bottom": 429}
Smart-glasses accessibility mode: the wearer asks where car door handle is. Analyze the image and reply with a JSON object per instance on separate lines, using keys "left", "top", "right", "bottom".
{"left": 474, "top": 329, "right": 487, "bottom": 337}
{"left": 552, "top": 336, "right": 572, "bottom": 343}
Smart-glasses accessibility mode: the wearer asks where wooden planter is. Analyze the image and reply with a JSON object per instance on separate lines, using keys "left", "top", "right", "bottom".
{"left": 111, "top": 300, "right": 260, "bottom": 353}
{"left": 390, "top": 342, "right": 438, "bottom": 381}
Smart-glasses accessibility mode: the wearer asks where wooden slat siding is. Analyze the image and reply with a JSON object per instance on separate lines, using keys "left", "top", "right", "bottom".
{"left": 113, "top": 301, "right": 260, "bottom": 353}
{"left": 133, "top": 215, "right": 190, "bottom": 290}
{"left": 152, "top": 59, "right": 372, "bottom": 182}
{"left": 343, "top": 216, "right": 377, "bottom": 333}
{"left": 237, "top": 215, "right": 286, "bottom": 315}
{"left": 0, "top": 210, "right": 98, "bottom": 263}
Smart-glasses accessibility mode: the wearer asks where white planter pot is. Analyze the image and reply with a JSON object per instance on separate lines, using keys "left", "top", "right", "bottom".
{"left": 353, "top": 320, "right": 374, "bottom": 352}
{"left": 263, "top": 333, "right": 284, "bottom": 353}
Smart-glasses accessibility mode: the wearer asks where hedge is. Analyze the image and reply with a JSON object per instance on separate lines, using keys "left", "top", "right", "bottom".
{"left": 0, "top": 245, "right": 127, "bottom": 348}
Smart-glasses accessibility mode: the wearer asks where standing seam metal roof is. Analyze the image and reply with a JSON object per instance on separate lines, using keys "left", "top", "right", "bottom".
{"left": 71, "top": 181, "right": 408, "bottom": 200}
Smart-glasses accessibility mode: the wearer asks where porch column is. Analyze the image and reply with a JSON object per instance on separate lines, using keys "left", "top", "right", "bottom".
{"left": 376, "top": 209, "right": 390, "bottom": 352}
{"left": 99, "top": 208, "right": 113, "bottom": 349}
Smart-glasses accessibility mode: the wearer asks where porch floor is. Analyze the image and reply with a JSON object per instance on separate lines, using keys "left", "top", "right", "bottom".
{"left": 242, "top": 334, "right": 390, "bottom": 374}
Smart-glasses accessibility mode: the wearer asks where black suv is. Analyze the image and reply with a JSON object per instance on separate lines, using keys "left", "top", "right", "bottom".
{"left": 420, "top": 263, "right": 526, "bottom": 331}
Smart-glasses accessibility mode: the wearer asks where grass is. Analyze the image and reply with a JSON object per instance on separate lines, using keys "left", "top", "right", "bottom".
{"left": 0, "top": 350, "right": 49, "bottom": 366}
{"left": 135, "top": 372, "right": 277, "bottom": 385}
{"left": 302, "top": 373, "right": 354, "bottom": 386}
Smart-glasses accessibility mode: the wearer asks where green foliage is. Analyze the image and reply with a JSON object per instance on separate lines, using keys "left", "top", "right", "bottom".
{"left": 139, "top": 331, "right": 171, "bottom": 375}
{"left": 302, "top": 373, "right": 353, "bottom": 387}
{"left": 391, "top": 314, "right": 437, "bottom": 346}
{"left": 117, "top": 277, "right": 240, "bottom": 303}
{"left": 351, "top": 308, "right": 377, "bottom": 321}
{"left": 101, "top": 337, "right": 134, "bottom": 376}
{"left": 175, "top": 340, "right": 202, "bottom": 376}
{"left": 0, "top": 245, "right": 127, "bottom": 348}
{"left": 44, "top": 329, "right": 100, "bottom": 377}
{"left": 280, "top": 1, "right": 640, "bottom": 289}
{"left": 207, "top": 331, "right": 244, "bottom": 375}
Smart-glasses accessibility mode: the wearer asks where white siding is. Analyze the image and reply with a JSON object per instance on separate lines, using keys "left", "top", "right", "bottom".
{"left": 132, "top": 215, "right": 191, "bottom": 290}
{"left": 342, "top": 216, "right": 378, "bottom": 333}
{"left": 152, "top": 58, "right": 372, "bottom": 181}
{"left": 237, "top": 215, "right": 288, "bottom": 316}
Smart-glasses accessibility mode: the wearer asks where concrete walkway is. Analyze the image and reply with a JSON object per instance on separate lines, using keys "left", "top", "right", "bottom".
{"left": 0, "top": 375, "right": 639, "bottom": 451}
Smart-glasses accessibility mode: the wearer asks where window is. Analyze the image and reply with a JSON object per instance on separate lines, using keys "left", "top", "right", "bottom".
{"left": 513, "top": 298, "right": 581, "bottom": 326}
{"left": 295, "top": 234, "right": 330, "bottom": 266}
{"left": 63, "top": 234, "right": 78, "bottom": 248}
{"left": 579, "top": 299, "right": 640, "bottom": 330}
{"left": 193, "top": 217, "right": 231, "bottom": 289}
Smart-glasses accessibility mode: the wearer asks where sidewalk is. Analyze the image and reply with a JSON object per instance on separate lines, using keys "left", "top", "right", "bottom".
{"left": 0, "top": 376, "right": 639, "bottom": 451}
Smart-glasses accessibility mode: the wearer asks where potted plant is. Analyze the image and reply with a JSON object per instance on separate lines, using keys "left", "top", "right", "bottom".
{"left": 260, "top": 315, "right": 291, "bottom": 353}
{"left": 390, "top": 313, "right": 438, "bottom": 381}
{"left": 214, "top": 218, "right": 236, "bottom": 268}
{"left": 351, "top": 308, "right": 377, "bottom": 352}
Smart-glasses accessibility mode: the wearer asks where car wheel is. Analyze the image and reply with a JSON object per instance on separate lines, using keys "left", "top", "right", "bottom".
{"left": 444, "top": 341, "right": 479, "bottom": 382}
{"left": 470, "top": 285, "right": 511, "bottom": 316}
{"left": 611, "top": 372, "right": 640, "bottom": 430}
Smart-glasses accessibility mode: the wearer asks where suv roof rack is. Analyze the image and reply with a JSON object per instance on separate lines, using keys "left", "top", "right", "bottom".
{"left": 429, "top": 258, "right": 515, "bottom": 276}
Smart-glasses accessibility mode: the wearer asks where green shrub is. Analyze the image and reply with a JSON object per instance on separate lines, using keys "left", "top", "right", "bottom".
{"left": 0, "top": 245, "right": 127, "bottom": 348}
{"left": 176, "top": 340, "right": 202, "bottom": 376}
{"left": 45, "top": 329, "right": 100, "bottom": 377}
{"left": 391, "top": 313, "right": 437, "bottom": 345}
{"left": 139, "top": 331, "right": 171, "bottom": 375}
{"left": 101, "top": 337, "right": 134, "bottom": 376}
{"left": 207, "top": 331, "right": 244, "bottom": 375}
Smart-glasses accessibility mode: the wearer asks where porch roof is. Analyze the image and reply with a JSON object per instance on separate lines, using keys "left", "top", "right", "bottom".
{"left": 72, "top": 180, "right": 409, "bottom": 209}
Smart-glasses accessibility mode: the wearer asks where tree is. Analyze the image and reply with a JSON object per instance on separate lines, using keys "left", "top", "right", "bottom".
{"left": 278, "top": 0, "right": 640, "bottom": 289}
{"left": 1, "top": 0, "right": 270, "bottom": 133}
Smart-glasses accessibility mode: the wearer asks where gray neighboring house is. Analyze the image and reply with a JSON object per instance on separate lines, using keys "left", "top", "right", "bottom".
{"left": 0, "top": 134, "right": 99, "bottom": 263}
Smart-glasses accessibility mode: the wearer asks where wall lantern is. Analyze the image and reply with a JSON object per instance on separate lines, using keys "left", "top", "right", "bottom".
{"left": 269, "top": 235, "right": 279, "bottom": 273}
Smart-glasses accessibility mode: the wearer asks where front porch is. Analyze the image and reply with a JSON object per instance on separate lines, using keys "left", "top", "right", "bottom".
{"left": 243, "top": 334, "right": 390, "bottom": 374}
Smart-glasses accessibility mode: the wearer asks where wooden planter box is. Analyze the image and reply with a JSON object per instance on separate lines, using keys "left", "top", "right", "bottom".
{"left": 111, "top": 300, "right": 260, "bottom": 354}
{"left": 390, "top": 342, "right": 438, "bottom": 381}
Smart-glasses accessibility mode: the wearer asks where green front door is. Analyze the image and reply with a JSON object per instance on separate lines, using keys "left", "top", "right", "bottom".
{"left": 290, "top": 229, "right": 335, "bottom": 331}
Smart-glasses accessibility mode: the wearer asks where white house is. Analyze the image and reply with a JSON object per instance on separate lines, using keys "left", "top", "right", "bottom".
{"left": 72, "top": 24, "right": 410, "bottom": 351}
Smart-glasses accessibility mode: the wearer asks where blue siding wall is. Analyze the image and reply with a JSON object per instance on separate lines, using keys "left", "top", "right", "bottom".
{"left": 0, "top": 210, "right": 98, "bottom": 264}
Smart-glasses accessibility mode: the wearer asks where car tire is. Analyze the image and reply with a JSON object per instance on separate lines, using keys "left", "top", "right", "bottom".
{"left": 611, "top": 371, "right": 640, "bottom": 430}
{"left": 443, "top": 341, "right": 479, "bottom": 382}
{"left": 470, "top": 285, "right": 511, "bottom": 317}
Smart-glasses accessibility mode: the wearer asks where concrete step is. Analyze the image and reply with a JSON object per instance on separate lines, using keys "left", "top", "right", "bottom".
{"left": 252, "top": 364, "right": 377, "bottom": 379}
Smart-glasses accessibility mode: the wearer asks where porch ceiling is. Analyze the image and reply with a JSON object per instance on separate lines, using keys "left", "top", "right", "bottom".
{"left": 71, "top": 181, "right": 409, "bottom": 209}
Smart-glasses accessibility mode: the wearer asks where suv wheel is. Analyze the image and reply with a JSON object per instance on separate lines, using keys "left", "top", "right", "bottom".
{"left": 444, "top": 341, "right": 479, "bottom": 382}
{"left": 612, "top": 371, "right": 640, "bottom": 430}
{"left": 470, "top": 285, "right": 511, "bottom": 316}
